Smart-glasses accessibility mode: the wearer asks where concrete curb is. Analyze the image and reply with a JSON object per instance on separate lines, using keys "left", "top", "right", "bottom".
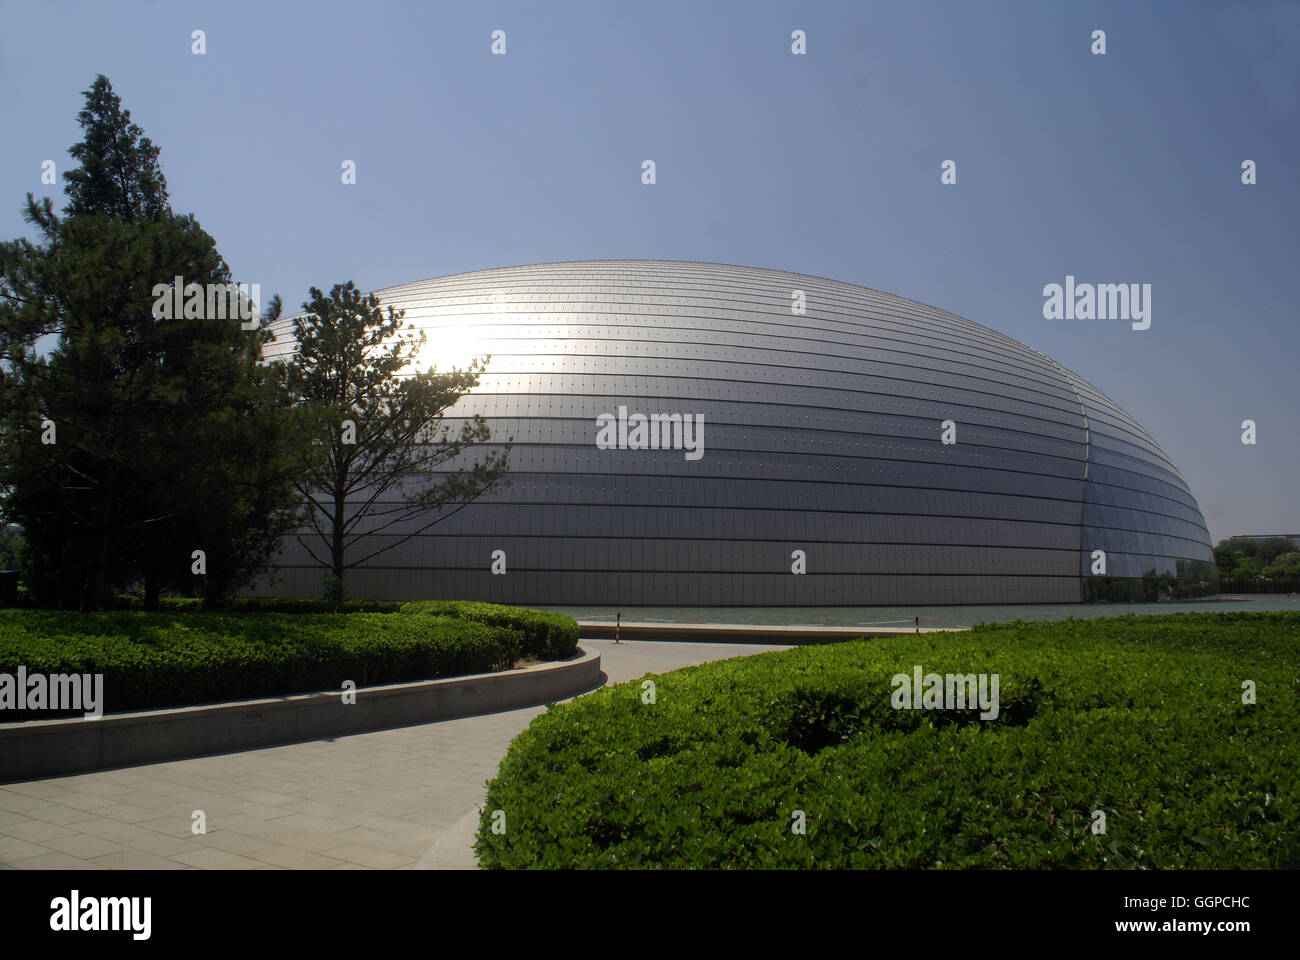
{"left": 0, "top": 648, "right": 602, "bottom": 784}
{"left": 578, "top": 621, "right": 960, "bottom": 643}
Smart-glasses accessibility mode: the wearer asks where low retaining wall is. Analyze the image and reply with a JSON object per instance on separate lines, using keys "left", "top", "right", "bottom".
{"left": 0, "top": 648, "right": 601, "bottom": 783}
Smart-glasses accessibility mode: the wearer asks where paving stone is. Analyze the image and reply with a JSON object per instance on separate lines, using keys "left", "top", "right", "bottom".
{"left": 19, "top": 805, "right": 99, "bottom": 827}
{"left": 121, "top": 831, "right": 198, "bottom": 858}
{"left": 318, "top": 843, "right": 415, "bottom": 869}
{"left": 90, "top": 850, "right": 193, "bottom": 869}
{"left": 63, "top": 817, "right": 153, "bottom": 842}
{"left": 56, "top": 779, "right": 137, "bottom": 798}
{"left": 2, "top": 781, "right": 81, "bottom": 801}
{"left": 0, "top": 835, "right": 52, "bottom": 863}
{"left": 243, "top": 844, "right": 348, "bottom": 870}
{"left": 191, "top": 831, "right": 271, "bottom": 856}
{"left": 0, "top": 793, "right": 53, "bottom": 814}
{"left": 241, "top": 828, "right": 342, "bottom": 854}
{"left": 170, "top": 848, "right": 282, "bottom": 869}
{"left": 0, "top": 808, "right": 39, "bottom": 828}
{"left": 53, "top": 792, "right": 120, "bottom": 812}
{"left": 7, "top": 851, "right": 106, "bottom": 869}
{"left": 40, "top": 834, "right": 132, "bottom": 859}
{"left": 95, "top": 803, "right": 171, "bottom": 824}
{"left": 264, "top": 813, "right": 351, "bottom": 834}
{"left": 0, "top": 819, "right": 80, "bottom": 843}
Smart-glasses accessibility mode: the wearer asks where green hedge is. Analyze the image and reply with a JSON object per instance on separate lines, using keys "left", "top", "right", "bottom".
{"left": 0, "top": 610, "right": 521, "bottom": 717}
{"left": 107, "top": 597, "right": 577, "bottom": 661}
{"left": 111, "top": 596, "right": 406, "bottom": 614}
{"left": 215, "top": 597, "right": 405, "bottom": 614}
{"left": 477, "top": 612, "right": 1300, "bottom": 869}
{"left": 399, "top": 601, "right": 579, "bottom": 660}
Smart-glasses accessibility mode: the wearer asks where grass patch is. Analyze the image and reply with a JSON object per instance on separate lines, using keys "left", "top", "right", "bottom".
{"left": 476, "top": 612, "right": 1300, "bottom": 869}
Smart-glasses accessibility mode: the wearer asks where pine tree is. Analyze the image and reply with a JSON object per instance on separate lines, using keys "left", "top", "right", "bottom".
{"left": 0, "top": 76, "right": 314, "bottom": 609}
{"left": 63, "top": 75, "right": 168, "bottom": 223}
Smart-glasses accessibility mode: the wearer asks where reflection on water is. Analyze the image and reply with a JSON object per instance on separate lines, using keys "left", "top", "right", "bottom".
{"left": 541, "top": 595, "right": 1300, "bottom": 629}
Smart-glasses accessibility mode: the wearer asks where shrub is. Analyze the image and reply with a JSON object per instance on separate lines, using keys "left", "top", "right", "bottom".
{"left": 476, "top": 612, "right": 1300, "bottom": 869}
{"left": 110, "top": 596, "right": 406, "bottom": 614}
{"left": 322, "top": 574, "right": 344, "bottom": 609}
{"left": 399, "top": 600, "right": 579, "bottom": 660}
{"left": 221, "top": 597, "right": 406, "bottom": 614}
{"left": 0, "top": 610, "right": 521, "bottom": 717}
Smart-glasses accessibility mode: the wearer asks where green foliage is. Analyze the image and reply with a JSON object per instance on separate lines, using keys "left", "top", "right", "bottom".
{"left": 1230, "top": 558, "right": 1261, "bottom": 578}
{"left": 0, "top": 526, "right": 22, "bottom": 570}
{"left": 477, "top": 613, "right": 1300, "bottom": 869}
{"left": 283, "top": 281, "right": 511, "bottom": 597}
{"left": 0, "top": 75, "right": 315, "bottom": 610}
{"left": 1262, "top": 552, "right": 1300, "bottom": 579}
{"left": 62, "top": 74, "right": 168, "bottom": 223}
{"left": 1215, "top": 537, "right": 1297, "bottom": 581}
{"left": 111, "top": 595, "right": 405, "bottom": 614}
{"left": 0, "top": 609, "right": 522, "bottom": 716}
{"left": 400, "top": 600, "right": 579, "bottom": 660}
{"left": 322, "top": 574, "right": 344, "bottom": 609}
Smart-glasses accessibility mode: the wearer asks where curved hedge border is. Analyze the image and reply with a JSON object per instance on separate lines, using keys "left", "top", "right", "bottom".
{"left": 400, "top": 601, "right": 579, "bottom": 660}
{"left": 108, "top": 597, "right": 580, "bottom": 661}
{"left": 477, "top": 612, "right": 1300, "bottom": 869}
{"left": 0, "top": 610, "right": 521, "bottom": 717}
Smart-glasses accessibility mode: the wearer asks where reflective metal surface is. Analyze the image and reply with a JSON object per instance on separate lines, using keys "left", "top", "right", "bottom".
{"left": 258, "top": 261, "right": 1216, "bottom": 605}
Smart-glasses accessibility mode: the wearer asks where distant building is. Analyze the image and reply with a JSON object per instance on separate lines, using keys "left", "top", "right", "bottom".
{"left": 1230, "top": 535, "right": 1300, "bottom": 549}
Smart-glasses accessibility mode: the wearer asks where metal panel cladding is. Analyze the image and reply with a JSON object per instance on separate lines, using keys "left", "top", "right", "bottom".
{"left": 258, "top": 260, "right": 1216, "bottom": 606}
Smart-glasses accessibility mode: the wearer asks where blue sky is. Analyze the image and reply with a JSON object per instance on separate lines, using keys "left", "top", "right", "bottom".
{"left": 1, "top": 0, "right": 1296, "bottom": 542}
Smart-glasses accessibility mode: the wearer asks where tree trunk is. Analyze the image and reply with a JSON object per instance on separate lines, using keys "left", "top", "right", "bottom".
{"left": 80, "top": 467, "right": 115, "bottom": 612}
{"left": 203, "top": 569, "right": 223, "bottom": 610}
{"left": 331, "top": 486, "right": 346, "bottom": 611}
{"left": 144, "top": 566, "right": 160, "bottom": 611}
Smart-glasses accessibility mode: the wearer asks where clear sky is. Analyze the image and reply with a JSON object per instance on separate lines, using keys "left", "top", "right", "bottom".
{"left": 1, "top": 0, "right": 1296, "bottom": 543}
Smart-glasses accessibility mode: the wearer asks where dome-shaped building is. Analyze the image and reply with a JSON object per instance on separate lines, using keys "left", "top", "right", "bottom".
{"left": 259, "top": 260, "right": 1216, "bottom": 605}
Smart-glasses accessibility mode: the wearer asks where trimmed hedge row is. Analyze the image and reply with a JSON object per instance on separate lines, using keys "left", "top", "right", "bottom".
{"left": 476, "top": 612, "right": 1300, "bottom": 869}
{"left": 105, "top": 597, "right": 578, "bottom": 661}
{"left": 400, "top": 601, "right": 579, "bottom": 660}
{"left": 112, "top": 596, "right": 406, "bottom": 614}
{"left": 0, "top": 610, "right": 521, "bottom": 717}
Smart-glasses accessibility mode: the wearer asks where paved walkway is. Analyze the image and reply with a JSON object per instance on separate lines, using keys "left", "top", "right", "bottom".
{"left": 0, "top": 639, "right": 789, "bottom": 870}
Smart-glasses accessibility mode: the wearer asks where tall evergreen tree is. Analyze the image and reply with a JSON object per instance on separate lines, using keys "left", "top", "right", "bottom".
{"left": 63, "top": 74, "right": 168, "bottom": 223}
{"left": 0, "top": 75, "right": 314, "bottom": 609}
